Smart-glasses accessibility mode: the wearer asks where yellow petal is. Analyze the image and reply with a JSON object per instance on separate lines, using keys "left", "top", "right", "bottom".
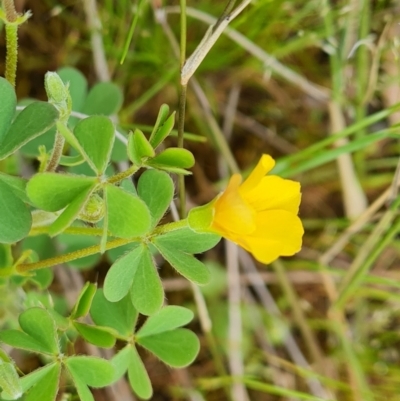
{"left": 212, "top": 174, "right": 256, "bottom": 235}
{"left": 238, "top": 210, "right": 304, "bottom": 264}
{"left": 243, "top": 176, "right": 301, "bottom": 213}
{"left": 239, "top": 154, "right": 275, "bottom": 194}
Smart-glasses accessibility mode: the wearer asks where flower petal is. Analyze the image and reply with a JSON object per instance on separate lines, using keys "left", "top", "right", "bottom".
{"left": 234, "top": 210, "right": 304, "bottom": 264}
{"left": 243, "top": 176, "right": 301, "bottom": 213}
{"left": 212, "top": 174, "right": 256, "bottom": 235}
{"left": 239, "top": 155, "right": 275, "bottom": 194}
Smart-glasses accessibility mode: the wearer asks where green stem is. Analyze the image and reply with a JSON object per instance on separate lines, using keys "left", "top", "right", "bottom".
{"left": 178, "top": 0, "right": 188, "bottom": 218}
{"left": 179, "top": 0, "right": 187, "bottom": 68}
{"left": 17, "top": 237, "right": 134, "bottom": 273}
{"left": 107, "top": 164, "right": 139, "bottom": 184}
{"left": 30, "top": 226, "right": 104, "bottom": 237}
{"left": 45, "top": 131, "right": 65, "bottom": 172}
{"left": 150, "top": 218, "right": 187, "bottom": 236}
{"left": 5, "top": 23, "right": 18, "bottom": 87}
{"left": 20, "top": 219, "right": 189, "bottom": 273}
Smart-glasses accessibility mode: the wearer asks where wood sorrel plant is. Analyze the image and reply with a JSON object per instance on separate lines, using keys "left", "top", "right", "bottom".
{"left": 0, "top": 2, "right": 303, "bottom": 400}
{"left": 0, "top": 65, "right": 222, "bottom": 399}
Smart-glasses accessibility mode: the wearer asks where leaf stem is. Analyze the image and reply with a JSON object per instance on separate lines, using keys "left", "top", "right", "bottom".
{"left": 107, "top": 164, "right": 139, "bottom": 184}
{"left": 21, "top": 220, "right": 190, "bottom": 273}
{"left": 17, "top": 237, "right": 135, "bottom": 273}
{"left": 4, "top": 23, "right": 18, "bottom": 86}
{"left": 45, "top": 131, "right": 65, "bottom": 172}
{"left": 178, "top": 0, "right": 188, "bottom": 219}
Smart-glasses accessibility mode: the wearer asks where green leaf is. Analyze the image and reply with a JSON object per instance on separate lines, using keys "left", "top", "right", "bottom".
{"left": 111, "top": 346, "right": 131, "bottom": 381}
{"left": 0, "top": 102, "right": 59, "bottom": 159}
{"left": 22, "top": 363, "right": 61, "bottom": 401}
{"left": 71, "top": 282, "right": 97, "bottom": 319}
{"left": 73, "top": 116, "right": 115, "bottom": 174}
{"left": 19, "top": 363, "right": 57, "bottom": 393}
{"left": 105, "top": 184, "right": 151, "bottom": 238}
{"left": 48, "top": 184, "right": 96, "bottom": 236}
{"left": 137, "top": 170, "right": 173, "bottom": 228}
{"left": 104, "top": 245, "right": 144, "bottom": 302}
{"left": 137, "top": 306, "right": 194, "bottom": 338}
{"left": 67, "top": 372, "right": 94, "bottom": 401}
{"left": 148, "top": 104, "right": 169, "bottom": 146}
{"left": 91, "top": 289, "right": 138, "bottom": 337}
{"left": 149, "top": 110, "right": 175, "bottom": 148}
{"left": 59, "top": 153, "right": 86, "bottom": 167}
{"left": 147, "top": 148, "right": 194, "bottom": 172}
{"left": 137, "top": 329, "right": 199, "bottom": 367}
{"left": 0, "top": 173, "right": 29, "bottom": 203}
{"left": 127, "top": 129, "right": 155, "bottom": 165}
{"left": 0, "top": 359, "right": 22, "bottom": 400}
{"left": 154, "top": 226, "right": 221, "bottom": 254}
{"left": 154, "top": 242, "right": 210, "bottom": 285}
{"left": 82, "top": 82, "right": 123, "bottom": 115}
{"left": 127, "top": 346, "right": 153, "bottom": 400}
{"left": 0, "top": 77, "right": 16, "bottom": 143}
{"left": 73, "top": 322, "right": 116, "bottom": 348}
{"left": 57, "top": 67, "right": 88, "bottom": 112}
{"left": 19, "top": 308, "right": 59, "bottom": 354}
{"left": 65, "top": 356, "right": 115, "bottom": 387}
{"left": 130, "top": 246, "right": 164, "bottom": 316}
{"left": 0, "top": 180, "right": 32, "bottom": 244}
{"left": 27, "top": 173, "right": 97, "bottom": 212}
{"left": 0, "top": 330, "right": 50, "bottom": 354}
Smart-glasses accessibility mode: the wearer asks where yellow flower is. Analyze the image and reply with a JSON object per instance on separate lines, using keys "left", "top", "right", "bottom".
{"left": 189, "top": 154, "right": 303, "bottom": 264}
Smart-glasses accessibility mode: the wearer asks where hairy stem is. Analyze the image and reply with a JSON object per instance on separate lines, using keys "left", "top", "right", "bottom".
{"left": 45, "top": 131, "right": 65, "bottom": 172}
{"left": 5, "top": 23, "right": 18, "bottom": 86}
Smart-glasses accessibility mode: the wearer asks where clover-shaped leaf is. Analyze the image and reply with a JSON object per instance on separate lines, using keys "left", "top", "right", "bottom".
{"left": 48, "top": 185, "right": 96, "bottom": 236}
{"left": 27, "top": 173, "right": 97, "bottom": 212}
{"left": 153, "top": 225, "right": 221, "bottom": 254}
{"left": 73, "top": 323, "right": 116, "bottom": 348}
{"left": 0, "top": 102, "right": 59, "bottom": 160}
{"left": 104, "top": 244, "right": 163, "bottom": 316}
{"left": 153, "top": 241, "right": 211, "bottom": 285}
{"left": 0, "top": 308, "right": 59, "bottom": 355}
{"left": 136, "top": 306, "right": 193, "bottom": 337}
{"left": 65, "top": 356, "right": 115, "bottom": 401}
{"left": 104, "top": 245, "right": 144, "bottom": 303}
{"left": 19, "top": 362, "right": 61, "bottom": 401}
{"left": 0, "top": 180, "right": 32, "bottom": 244}
{"left": 73, "top": 116, "right": 115, "bottom": 175}
{"left": 146, "top": 148, "right": 195, "bottom": 174}
{"left": 0, "top": 356, "right": 22, "bottom": 400}
{"left": 82, "top": 82, "right": 123, "bottom": 116}
{"left": 105, "top": 184, "right": 151, "bottom": 239}
{"left": 127, "top": 129, "right": 155, "bottom": 165}
{"left": 129, "top": 245, "right": 164, "bottom": 316}
{"left": 90, "top": 289, "right": 138, "bottom": 338}
{"left": 137, "top": 169, "right": 173, "bottom": 229}
{"left": 137, "top": 328, "right": 199, "bottom": 368}
{"left": 136, "top": 306, "right": 199, "bottom": 367}
{"left": 27, "top": 173, "right": 97, "bottom": 236}
{"left": 149, "top": 106, "right": 175, "bottom": 149}
{"left": 71, "top": 282, "right": 97, "bottom": 319}
{"left": 0, "top": 77, "right": 16, "bottom": 142}
{"left": 112, "top": 345, "right": 152, "bottom": 400}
